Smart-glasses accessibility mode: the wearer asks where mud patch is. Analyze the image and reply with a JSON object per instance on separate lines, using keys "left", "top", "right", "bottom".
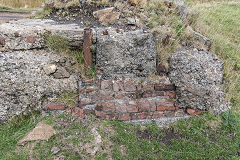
{"left": 0, "top": 11, "right": 30, "bottom": 23}
{"left": 161, "top": 128, "right": 184, "bottom": 145}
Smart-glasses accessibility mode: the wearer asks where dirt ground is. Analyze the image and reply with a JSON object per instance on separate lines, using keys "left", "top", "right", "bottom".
{"left": 0, "top": 12, "right": 30, "bottom": 23}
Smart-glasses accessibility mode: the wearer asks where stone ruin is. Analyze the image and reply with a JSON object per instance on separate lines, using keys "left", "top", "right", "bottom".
{"left": 0, "top": 16, "right": 229, "bottom": 124}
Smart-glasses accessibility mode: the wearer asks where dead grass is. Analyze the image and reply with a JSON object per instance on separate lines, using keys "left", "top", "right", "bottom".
{"left": 0, "top": 0, "right": 43, "bottom": 8}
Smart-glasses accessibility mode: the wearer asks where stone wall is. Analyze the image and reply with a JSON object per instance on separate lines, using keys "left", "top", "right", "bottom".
{"left": 0, "top": 50, "right": 79, "bottom": 123}
{"left": 0, "top": 18, "right": 229, "bottom": 124}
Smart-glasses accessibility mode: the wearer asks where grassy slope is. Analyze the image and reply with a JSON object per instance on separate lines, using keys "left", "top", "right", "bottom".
{"left": 192, "top": 2, "right": 240, "bottom": 110}
{"left": 1, "top": 1, "right": 240, "bottom": 160}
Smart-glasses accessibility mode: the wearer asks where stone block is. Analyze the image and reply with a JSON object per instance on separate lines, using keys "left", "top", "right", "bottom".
{"left": 96, "top": 29, "right": 157, "bottom": 79}
{"left": 138, "top": 99, "right": 156, "bottom": 112}
{"left": 101, "top": 80, "right": 113, "bottom": 90}
{"left": 124, "top": 80, "right": 136, "bottom": 92}
{"left": 44, "top": 104, "right": 65, "bottom": 111}
{"left": 113, "top": 80, "right": 124, "bottom": 92}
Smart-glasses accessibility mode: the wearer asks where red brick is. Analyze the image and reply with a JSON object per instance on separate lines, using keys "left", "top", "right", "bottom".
{"left": 131, "top": 113, "right": 143, "bottom": 120}
{"left": 186, "top": 109, "right": 195, "bottom": 115}
{"left": 26, "top": 36, "right": 36, "bottom": 43}
{"left": 142, "top": 91, "right": 153, "bottom": 98}
{"left": 95, "top": 111, "right": 107, "bottom": 119}
{"left": 79, "top": 98, "right": 91, "bottom": 106}
{"left": 195, "top": 110, "right": 203, "bottom": 115}
{"left": 99, "top": 90, "right": 114, "bottom": 100}
{"left": 101, "top": 80, "right": 113, "bottom": 90}
{"left": 85, "top": 86, "right": 98, "bottom": 93}
{"left": 72, "top": 107, "right": 84, "bottom": 118}
{"left": 113, "top": 80, "right": 124, "bottom": 92}
{"left": 45, "top": 104, "right": 65, "bottom": 111}
{"left": 84, "top": 109, "right": 94, "bottom": 115}
{"left": 138, "top": 99, "right": 156, "bottom": 112}
{"left": 0, "top": 37, "right": 5, "bottom": 46}
{"left": 119, "top": 113, "right": 130, "bottom": 121}
{"left": 104, "top": 114, "right": 111, "bottom": 120}
{"left": 115, "top": 93, "right": 125, "bottom": 99}
{"left": 136, "top": 82, "right": 142, "bottom": 91}
{"left": 155, "top": 84, "right": 176, "bottom": 91}
{"left": 83, "top": 28, "right": 93, "bottom": 67}
{"left": 149, "top": 100, "right": 157, "bottom": 111}
{"left": 156, "top": 103, "right": 175, "bottom": 111}
{"left": 142, "top": 82, "right": 154, "bottom": 91}
{"left": 124, "top": 80, "right": 136, "bottom": 92}
{"left": 142, "top": 112, "right": 153, "bottom": 119}
{"left": 101, "top": 102, "right": 115, "bottom": 112}
{"left": 187, "top": 109, "right": 203, "bottom": 115}
{"left": 166, "top": 91, "right": 176, "bottom": 99}
{"left": 95, "top": 103, "right": 103, "bottom": 111}
{"left": 152, "top": 91, "right": 165, "bottom": 97}
{"left": 126, "top": 92, "right": 137, "bottom": 99}
{"left": 79, "top": 86, "right": 85, "bottom": 94}
{"left": 152, "top": 111, "right": 164, "bottom": 118}
{"left": 89, "top": 91, "right": 101, "bottom": 102}
{"left": 127, "top": 100, "right": 138, "bottom": 113}
{"left": 85, "top": 79, "right": 94, "bottom": 83}
{"left": 175, "top": 103, "right": 179, "bottom": 110}
{"left": 115, "top": 100, "right": 128, "bottom": 113}
{"left": 164, "top": 111, "right": 175, "bottom": 117}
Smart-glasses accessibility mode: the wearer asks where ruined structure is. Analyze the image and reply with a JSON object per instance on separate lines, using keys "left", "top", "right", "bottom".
{"left": 0, "top": 2, "right": 229, "bottom": 124}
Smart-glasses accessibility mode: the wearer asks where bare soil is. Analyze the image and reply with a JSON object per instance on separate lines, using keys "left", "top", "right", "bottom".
{"left": 0, "top": 11, "right": 30, "bottom": 23}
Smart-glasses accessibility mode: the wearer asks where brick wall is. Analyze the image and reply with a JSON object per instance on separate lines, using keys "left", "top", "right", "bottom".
{"left": 77, "top": 78, "right": 191, "bottom": 121}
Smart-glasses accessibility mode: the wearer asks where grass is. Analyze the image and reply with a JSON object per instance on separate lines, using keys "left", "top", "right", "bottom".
{"left": 0, "top": 0, "right": 43, "bottom": 8}
{"left": 189, "top": 2, "right": 240, "bottom": 111}
{"left": 1, "top": 111, "right": 240, "bottom": 159}
{"left": 0, "top": 5, "right": 33, "bottom": 12}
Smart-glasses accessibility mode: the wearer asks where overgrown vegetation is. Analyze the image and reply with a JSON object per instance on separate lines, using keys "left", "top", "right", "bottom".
{"left": 44, "top": 34, "right": 90, "bottom": 78}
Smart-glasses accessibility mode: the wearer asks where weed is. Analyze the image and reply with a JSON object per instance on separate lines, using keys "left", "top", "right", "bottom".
{"left": 221, "top": 110, "right": 239, "bottom": 132}
{"left": 56, "top": 92, "right": 78, "bottom": 109}
{"left": 87, "top": 65, "right": 97, "bottom": 77}
{"left": 33, "top": 8, "right": 52, "bottom": 19}
{"left": 95, "top": 152, "right": 108, "bottom": 160}
{"left": 44, "top": 34, "right": 70, "bottom": 54}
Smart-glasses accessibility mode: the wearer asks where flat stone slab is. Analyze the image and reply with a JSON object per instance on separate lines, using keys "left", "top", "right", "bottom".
{"left": 0, "top": 19, "right": 87, "bottom": 50}
{"left": 18, "top": 122, "right": 56, "bottom": 145}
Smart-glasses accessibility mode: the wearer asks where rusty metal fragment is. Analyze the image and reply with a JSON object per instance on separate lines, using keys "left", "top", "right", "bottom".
{"left": 83, "top": 28, "right": 93, "bottom": 67}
